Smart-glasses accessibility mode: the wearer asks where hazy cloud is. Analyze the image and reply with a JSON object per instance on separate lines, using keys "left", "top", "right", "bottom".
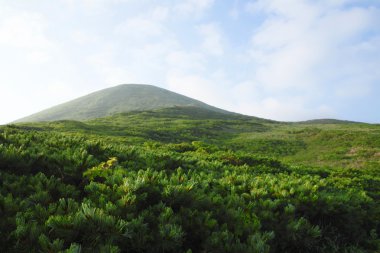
{"left": 197, "top": 23, "right": 224, "bottom": 56}
{"left": 0, "top": 12, "right": 52, "bottom": 49}
{"left": 174, "top": 0, "right": 215, "bottom": 17}
{"left": 0, "top": 0, "right": 379, "bottom": 124}
{"left": 241, "top": 0, "right": 380, "bottom": 120}
{"left": 0, "top": 9, "right": 55, "bottom": 66}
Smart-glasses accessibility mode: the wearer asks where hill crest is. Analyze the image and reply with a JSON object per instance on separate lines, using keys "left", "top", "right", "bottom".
{"left": 15, "top": 84, "right": 233, "bottom": 122}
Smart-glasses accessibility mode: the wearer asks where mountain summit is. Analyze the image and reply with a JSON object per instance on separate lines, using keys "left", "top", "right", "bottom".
{"left": 16, "top": 84, "right": 230, "bottom": 122}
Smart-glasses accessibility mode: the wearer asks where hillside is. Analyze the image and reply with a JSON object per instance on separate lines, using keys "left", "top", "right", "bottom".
{"left": 17, "top": 106, "right": 380, "bottom": 170}
{"left": 299, "top": 119, "right": 361, "bottom": 124}
{"left": 1, "top": 109, "right": 380, "bottom": 252}
{"left": 3, "top": 88, "right": 380, "bottom": 252}
{"left": 15, "top": 84, "right": 233, "bottom": 122}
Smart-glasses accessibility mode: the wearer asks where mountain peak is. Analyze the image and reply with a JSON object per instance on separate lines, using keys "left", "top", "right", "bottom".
{"left": 15, "top": 84, "right": 230, "bottom": 122}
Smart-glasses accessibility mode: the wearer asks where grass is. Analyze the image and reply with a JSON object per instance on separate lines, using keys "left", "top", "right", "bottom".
{"left": 15, "top": 106, "right": 380, "bottom": 170}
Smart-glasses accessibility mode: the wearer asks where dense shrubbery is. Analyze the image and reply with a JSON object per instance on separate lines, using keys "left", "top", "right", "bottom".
{"left": 0, "top": 125, "right": 379, "bottom": 252}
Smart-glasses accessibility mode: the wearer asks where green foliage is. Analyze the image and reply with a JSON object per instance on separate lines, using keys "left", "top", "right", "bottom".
{"left": 83, "top": 157, "right": 118, "bottom": 182}
{"left": 1, "top": 109, "right": 380, "bottom": 252}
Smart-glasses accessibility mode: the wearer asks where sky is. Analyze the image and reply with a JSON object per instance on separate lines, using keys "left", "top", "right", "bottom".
{"left": 0, "top": 0, "right": 379, "bottom": 124}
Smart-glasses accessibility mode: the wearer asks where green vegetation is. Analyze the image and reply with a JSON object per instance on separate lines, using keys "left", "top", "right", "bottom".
{"left": 1, "top": 106, "right": 380, "bottom": 252}
{"left": 15, "top": 84, "right": 231, "bottom": 122}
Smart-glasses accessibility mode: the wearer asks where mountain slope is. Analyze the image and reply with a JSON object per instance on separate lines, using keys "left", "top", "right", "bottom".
{"left": 299, "top": 118, "right": 361, "bottom": 124}
{"left": 17, "top": 105, "right": 379, "bottom": 169}
{"left": 16, "top": 84, "right": 233, "bottom": 122}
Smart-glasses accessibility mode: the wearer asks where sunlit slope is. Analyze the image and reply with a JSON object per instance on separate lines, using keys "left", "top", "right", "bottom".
{"left": 15, "top": 84, "right": 234, "bottom": 122}
{"left": 16, "top": 106, "right": 380, "bottom": 170}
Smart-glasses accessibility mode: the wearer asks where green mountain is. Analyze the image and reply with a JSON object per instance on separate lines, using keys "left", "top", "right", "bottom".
{"left": 299, "top": 118, "right": 361, "bottom": 124}
{"left": 16, "top": 84, "right": 233, "bottom": 122}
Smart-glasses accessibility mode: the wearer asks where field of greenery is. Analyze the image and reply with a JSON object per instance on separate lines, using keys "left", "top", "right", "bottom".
{"left": 1, "top": 107, "right": 380, "bottom": 252}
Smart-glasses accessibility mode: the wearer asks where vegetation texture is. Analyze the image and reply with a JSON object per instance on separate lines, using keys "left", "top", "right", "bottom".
{"left": 1, "top": 106, "right": 380, "bottom": 253}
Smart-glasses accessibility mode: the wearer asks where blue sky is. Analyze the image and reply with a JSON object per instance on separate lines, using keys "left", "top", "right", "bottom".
{"left": 0, "top": 0, "right": 379, "bottom": 124}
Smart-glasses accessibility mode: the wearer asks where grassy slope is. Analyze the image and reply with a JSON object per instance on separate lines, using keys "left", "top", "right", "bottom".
{"left": 17, "top": 106, "right": 380, "bottom": 170}
{"left": 15, "top": 84, "right": 233, "bottom": 122}
{"left": 229, "top": 122, "right": 380, "bottom": 169}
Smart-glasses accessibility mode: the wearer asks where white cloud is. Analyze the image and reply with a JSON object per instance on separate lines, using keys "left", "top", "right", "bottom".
{"left": 26, "top": 51, "right": 51, "bottom": 64}
{"left": 246, "top": 0, "right": 380, "bottom": 103}
{"left": 231, "top": 81, "right": 261, "bottom": 101}
{"left": 234, "top": 96, "right": 335, "bottom": 121}
{"left": 71, "top": 31, "right": 99, "bottom": 45}
{"left": 103, "top": 67, "right": 139, "bottom": 86}
{"left": 86, "top": 48, "right": 138, "bottom": 85}
{"left": 0, "top": 12, "right": 53, "bottom": 49}
{"left": 166, "top": 73, "right": 230, "bottom": 108}
{"left": 0, "top": 7, "right": 58, "bottom": 66}
{"left": 229, "top": 0, "right": 240, "bottom": 19}
{"left": 165, "top": 51, "right": 206, "bottom": 73}
{"left": 46, "top": 81, "right": 78, "bottom": 99}
{"left": 224, "top": 80, "right": 335, "bottom": 121}
{"left": 61, "top": 0, "right": 134, "bottom": 10}
{"left": 335, "top": 84, "right": 371, "bottom": 98}
{"left": 197, "top": 23, "right": 224, "bottom": 56}
{"left": 88, "top": 16, "right": 179, "bottom": 87}
{"left": 114, "top": 18, "right": 165, "bottom": 38}
{"left": 174, "top": 0, "right": 215, "bottom": 16}
{"left": 151, "top": 6, "right": 170, "bottom": 21}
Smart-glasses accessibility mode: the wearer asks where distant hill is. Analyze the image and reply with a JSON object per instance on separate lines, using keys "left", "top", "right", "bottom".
{"left": 15, "top": 84, "right": 234, "bottom": 122}
{"left": 299, "top": 119, "right": 361, "bottom": 124}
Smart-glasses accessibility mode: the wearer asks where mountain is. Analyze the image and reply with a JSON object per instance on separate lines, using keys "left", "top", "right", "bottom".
{"left": 15, "top": 84, "right": 233, "bottom": 122}
{"left": 299, "top": 118, "right": 361, "bottom": 124}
